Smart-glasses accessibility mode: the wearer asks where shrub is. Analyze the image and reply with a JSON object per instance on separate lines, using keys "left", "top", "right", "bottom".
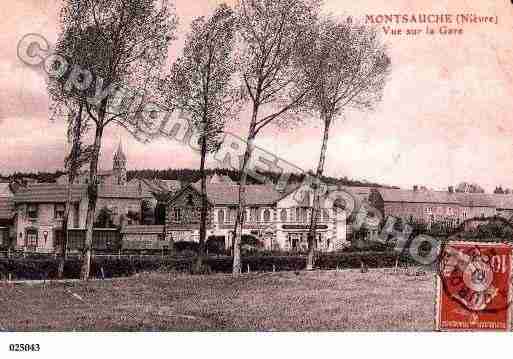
{"left": 0, "top": 251, "right": 422, "bottom": 280}
{"left": 174, "top": 241, "right": 199, "bottom": 253}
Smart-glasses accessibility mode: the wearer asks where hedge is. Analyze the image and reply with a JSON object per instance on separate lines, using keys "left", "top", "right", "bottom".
{"left": 0, "top": 251, "right": 418, "bottom": 280}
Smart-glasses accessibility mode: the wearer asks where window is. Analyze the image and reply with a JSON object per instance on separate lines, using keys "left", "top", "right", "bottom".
{"left": 295, "top": 208, "right": 301, "bottom": 222}
{"left": 229, "top": 208, "right": 236, "bottom": 223}
{"left": 173, "top": 208, "right": 182, "bottom": 221}
{"left": 250, "top": 207, "right": 258, "bottom": 222}
{"left": 301, "top": 208, "right": 308, "bottom": 222}
{"left": 186, "top": 194, "right": 194, "bottom": 206}
{"left": 26, "top": 229, "right": 38, "bottom": 250}
{"left": 55, "top": 203, "right": 65, "bottom": 219}
{"left": 322, "top": 209, "right": 330, "bottom": 221}
{"left": 218, "top": 209, "right": 225, "bottom": 224}
{"left": 263, "top": 209, "right": 271, "bottom": 222}
{"left": 280, "top": 209, "right": 287, "bottom": 222}
{"left": 27, "top": 204, "right": 38, "bottom": 219}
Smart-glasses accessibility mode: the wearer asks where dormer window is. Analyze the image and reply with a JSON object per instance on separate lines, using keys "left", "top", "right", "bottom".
{"left": 27, "top": 204, "right": 38, "bottom": 219}
{"left": 55, "top": 203, "right": 65, "bottom": 219}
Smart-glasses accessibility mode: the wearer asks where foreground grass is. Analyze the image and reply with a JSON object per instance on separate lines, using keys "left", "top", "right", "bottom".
{"left": 0, "top": 269, "right": 436, "bottom": 331}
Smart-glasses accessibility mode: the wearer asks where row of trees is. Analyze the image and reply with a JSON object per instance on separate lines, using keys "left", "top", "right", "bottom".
{"left": 48, "top": 0, "right": 391, "bottom": 278}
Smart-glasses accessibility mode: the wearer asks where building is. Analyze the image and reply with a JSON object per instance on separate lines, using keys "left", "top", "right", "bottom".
{"left": 193, "top": 174, "right": 236, "bottom": 186}
{"left": 128, "top": 178, "right": 182, "bottom": 196}
{"left": 165, "top": 183, "right": 347, "bottom": 252}
{"left": 13, "top": 183, "right": 154, "bottom": 252}
{"left": 369, "top": 187, "right": 513, "bottom": 227}
{"left": 0, "top": 183, "right": 15, "bottom": 248}
{"left": 56, "top": 141, "right": 128, "bottom": 186}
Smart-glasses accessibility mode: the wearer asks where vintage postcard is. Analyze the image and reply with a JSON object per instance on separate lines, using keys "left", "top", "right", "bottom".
{"left": 0, "top": 0, "right": 513, "bottom": 355}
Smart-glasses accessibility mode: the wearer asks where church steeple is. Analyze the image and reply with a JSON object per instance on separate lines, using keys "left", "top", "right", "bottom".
{"left": 113, "top": 140, "right": 127, "bottom": 185}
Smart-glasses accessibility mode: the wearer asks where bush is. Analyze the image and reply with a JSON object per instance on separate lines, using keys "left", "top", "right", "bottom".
{"left": 174, "top": 241, "right": 199, "bottom": 253}
{"left": 0, "top": 251, "right": 422, "bottom": 281}
{"left": 345, "top": 239, "right": 394, "bottom": 253}
{"left": 206, "top": 236, "right": 226, "bottom": 255}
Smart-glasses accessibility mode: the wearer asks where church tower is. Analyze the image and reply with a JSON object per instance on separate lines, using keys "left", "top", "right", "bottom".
{"left": 113, "top": 141, "right": 127, "bottom": 186}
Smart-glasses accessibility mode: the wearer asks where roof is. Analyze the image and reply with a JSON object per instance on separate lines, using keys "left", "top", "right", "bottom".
{"left": 121, "top": 225, "right": 164, "bottom": 234}
{"left": 194, "top": 174, "right": 236, "bottom": 186}
{"left": 129, "top": 178, "right": 182, "bottom": 194}
{"left": 487, "top": 194, "right": 513, "bottom": 210}
{"left": 339, "top": 186, "right": 373, "bottom": 199}
{"left": 0, "top": 198, "right": 14, "bottom": 220}
{"left": 455, "top": 193, "right": 496, "bottom": 208}
{"left": 374, "top": 188, "right": 513, "bottom": 209}
{"left": 98, "top": 185, "right": 152, "bottom": 199}
{"left": 113, "top": 141, "right": 127, "bottom": 163}
{"left": 186, "top": 183, "right": 282, "bottom": 206}
{"left": 375, "top": 188, "right": 461, "bottom": 205}
{"left": 13, "top": 184, "right": 87, "bottom": 203}
{"left": 13, "top": 184, "right": 151, "bottom": 203}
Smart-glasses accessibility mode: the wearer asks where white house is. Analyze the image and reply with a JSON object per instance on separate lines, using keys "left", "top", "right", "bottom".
{"left": 165, "top": 183, "right": 348, "bottom": 252}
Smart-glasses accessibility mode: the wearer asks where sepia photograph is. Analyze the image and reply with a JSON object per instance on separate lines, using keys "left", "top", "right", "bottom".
{"left": 0, "top": 0, "right": 512, "bottom": 356}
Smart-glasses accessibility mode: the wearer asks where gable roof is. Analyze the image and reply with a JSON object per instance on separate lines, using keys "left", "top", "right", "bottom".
{"left": 375, "top": 188, "right": 461, "bottom": 205}
{"left": 374, "top": 188, "right": 513, "bottom": 209}
{"left": 13, "top": 184, "right": 152, "bottom": 203}
{"left": 168, "top": 183, "right": 282, "bottom": 207}
{"left": 13, "top": 184, "right": 87, "bottom": 203}
{"left": 129, "top": 178, "right": 182, "bottom": 195}
{"left": 194, "top": 174, "right": 236, "bottom": 186}
{"left": 486, "top": 194, "right": 513, "bottom": 210}
{"left": 98, "top": 185, "right": 153, "bottom": 199}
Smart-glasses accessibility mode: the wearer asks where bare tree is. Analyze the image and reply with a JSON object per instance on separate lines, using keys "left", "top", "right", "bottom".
{"left": 231, "top": 0, "right": 319, "bottom": 274}
{"left": 163, "top": 4, "right": 238, "bottom": 273}
{"left": 456, "top": 182, "right": 485, "bottom": 193}
{"left": 55, "top": 0, "right": 177, "bottom": 279}
{"left": 48, "top": 11, "right": 94, "bottom": 279}
{"left": 300, "top": 19, "right": 391, "bottom": 270}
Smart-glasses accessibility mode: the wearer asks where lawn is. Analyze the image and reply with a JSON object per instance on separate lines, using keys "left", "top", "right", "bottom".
{"left": 0, "top": 269, "right": 437, "bottom": 331}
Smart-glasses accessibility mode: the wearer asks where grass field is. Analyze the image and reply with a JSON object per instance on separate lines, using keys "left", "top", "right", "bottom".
{"left": 0, "top": 269, "right": 437, "bottom": 331}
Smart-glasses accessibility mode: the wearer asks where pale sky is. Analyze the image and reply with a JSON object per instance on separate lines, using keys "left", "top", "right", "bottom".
{"left": 1, "top": 0, "right": 513, "bottom": 192}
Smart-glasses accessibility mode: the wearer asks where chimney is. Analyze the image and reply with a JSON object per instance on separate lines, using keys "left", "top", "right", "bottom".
{"left": 448, "top": 186, "right": 454, "bottom": 193}
{"left": 413, "top": 185, "right": 418, "bottom": 192}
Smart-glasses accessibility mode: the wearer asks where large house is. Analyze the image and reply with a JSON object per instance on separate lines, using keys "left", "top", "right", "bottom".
{"left": 369, "top": 187, "right": 513, "bottom": 227}
{"left": 13, "top": 183, "right": 153, "bottom": 253}
{"left": 165, "top": 183, "right": 348, "bottom": 252}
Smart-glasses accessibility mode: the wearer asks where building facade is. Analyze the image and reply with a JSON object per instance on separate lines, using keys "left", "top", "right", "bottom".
{"left": 165, "top": 183, "right": 347, "bottom": 252}
{"left": 369, "top": 187, "right": 513, "bottom": 227}
{"left": 13, "top": 183, "right": 153, "bottom": 252}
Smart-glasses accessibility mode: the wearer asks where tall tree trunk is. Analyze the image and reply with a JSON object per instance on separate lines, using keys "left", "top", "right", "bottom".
{"left": 194, "top": 133, "right": 208, "bottom": 274}
{"left": 232, "top": 110, "right": 258, "bottom": 275}
{"left": 80, "top": 121, "right": 104, "bottom": 280}
{"left": 57, "top": 183, "right": 72, "bottom": 279}
{"left": 306, "top": 116, "right": 331, "bottom": 270}
{"left": 58, "top": 104, "right": 83, "bottom": 279}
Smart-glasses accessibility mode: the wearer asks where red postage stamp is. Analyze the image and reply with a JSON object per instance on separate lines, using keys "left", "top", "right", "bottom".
{"left": 436, "top": 242, "right": 512, "bottom": 331}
